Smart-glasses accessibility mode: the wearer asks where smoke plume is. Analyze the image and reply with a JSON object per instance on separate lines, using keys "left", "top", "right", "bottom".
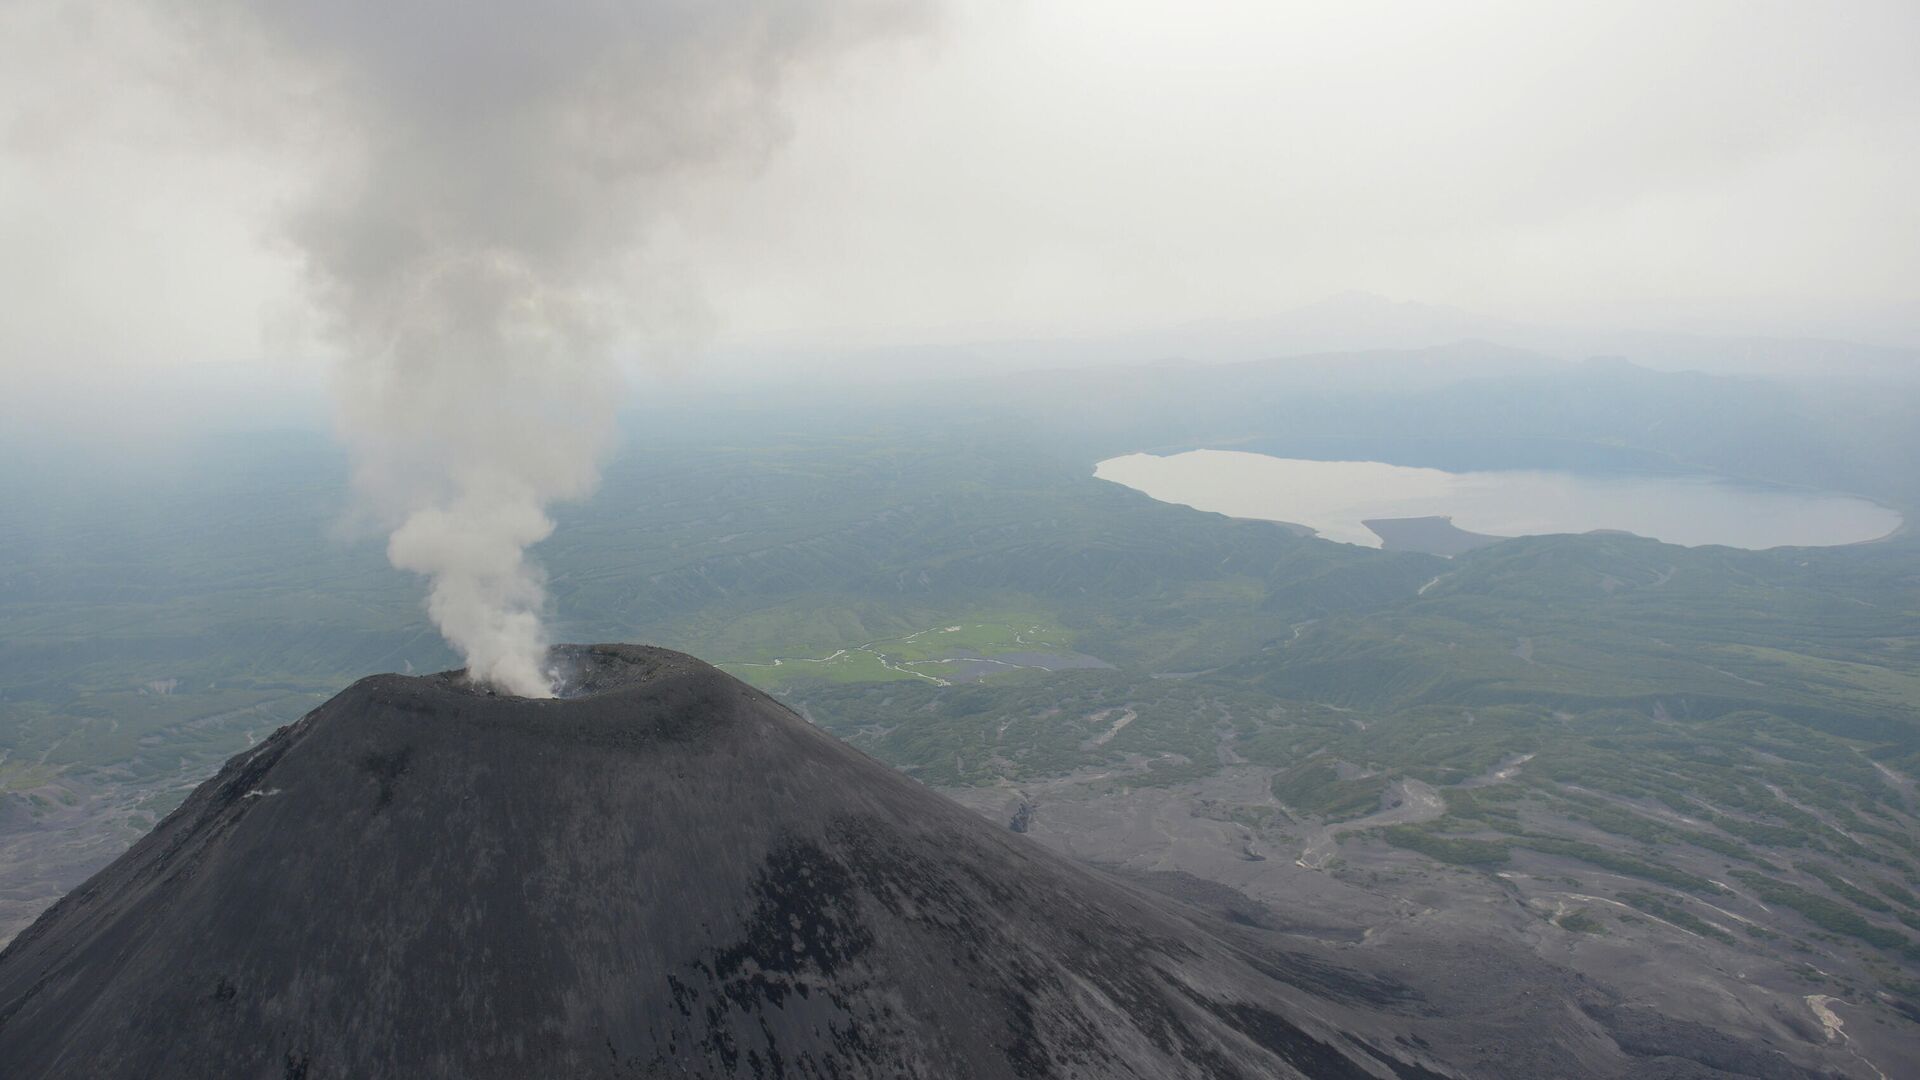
{"left": 185, "top": 1, "right": 931, "bottom": 694}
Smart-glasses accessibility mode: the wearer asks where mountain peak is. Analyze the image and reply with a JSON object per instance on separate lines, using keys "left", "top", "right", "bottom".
{"left": 0, "top": 645, "right": 1440, "bottom": 1079}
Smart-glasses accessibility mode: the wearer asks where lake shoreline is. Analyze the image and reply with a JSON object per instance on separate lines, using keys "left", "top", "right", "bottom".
{"left": 1094, "top": 450, "right": 1903, "bottom": 552}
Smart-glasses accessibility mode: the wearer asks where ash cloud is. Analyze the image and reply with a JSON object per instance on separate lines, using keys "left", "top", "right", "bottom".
{"left": 181, "top": 1, "right": 934, "bottom": 694}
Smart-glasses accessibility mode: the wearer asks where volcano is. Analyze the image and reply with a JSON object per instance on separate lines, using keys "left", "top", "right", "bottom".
{"left": 0, "top": 645, "right": 1453, "bottom": 1078}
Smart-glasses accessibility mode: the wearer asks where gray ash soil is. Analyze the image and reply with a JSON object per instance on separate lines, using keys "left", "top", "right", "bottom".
{"left": 0, "top": 646, "right": 1454, "bottom": 1080}
{"left": 947, "top": 763, "right": 1916, "bottom": 1078}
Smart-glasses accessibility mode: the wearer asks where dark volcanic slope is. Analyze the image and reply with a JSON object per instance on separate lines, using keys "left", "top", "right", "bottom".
{"left": 0, "top": 646, "right": 1450, "bottom": 1079}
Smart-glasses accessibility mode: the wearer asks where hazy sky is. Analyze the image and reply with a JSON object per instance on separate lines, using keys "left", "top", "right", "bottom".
{"left": 4, "top": 0, "right": 1918, "bottom": 380}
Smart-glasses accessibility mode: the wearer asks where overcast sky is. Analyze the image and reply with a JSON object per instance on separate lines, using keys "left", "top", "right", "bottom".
{"left": 4, "top": 0, "right": 1918, "bottom": 383}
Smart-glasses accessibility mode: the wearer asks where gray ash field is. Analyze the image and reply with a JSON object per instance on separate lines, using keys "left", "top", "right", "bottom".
{"left": 0, "top": 645, "right": 1458, "bottom": 1079}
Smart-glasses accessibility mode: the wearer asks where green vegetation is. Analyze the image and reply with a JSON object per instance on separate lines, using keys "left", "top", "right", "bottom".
{"left": 718, "top": 616, "right": 1081, "bottom": 691}
{"left": 1618, "top": 891, "right": 1735, "bottom": 944}
{"left": 1732, "top": 872, "right": 1913, "bottom": 955}
{"left": 1796, "top": 862, "right": 1894, "bottom": 913}
{"left": 1377, "top": 820, "right": 1729, "bottom": 895}
{"left": 1558, "top": 909, "right": 1605, "bottom": 934}
{"left": 1514, "top": 837, "right": 1725, "bottom": 897}
{"left": 1380, "top": 826, "right": 1511, "bottom": 867}
{"left": 1272, "top": 762, "right": 1390, "bottom": 821}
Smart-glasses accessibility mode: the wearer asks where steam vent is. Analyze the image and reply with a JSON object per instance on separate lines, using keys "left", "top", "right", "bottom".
{"left": 0, "top": 646, "right": 1451, "bottom": 1078}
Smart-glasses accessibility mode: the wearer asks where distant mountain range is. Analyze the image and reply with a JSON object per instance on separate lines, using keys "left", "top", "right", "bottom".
{"left": 701, "top": 291, "right": 1920, "bottom": 386}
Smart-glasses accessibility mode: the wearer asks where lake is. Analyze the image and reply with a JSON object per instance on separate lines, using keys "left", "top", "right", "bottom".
{"left": 1094, "top": 451, "right": 1903, "bottom": 551}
